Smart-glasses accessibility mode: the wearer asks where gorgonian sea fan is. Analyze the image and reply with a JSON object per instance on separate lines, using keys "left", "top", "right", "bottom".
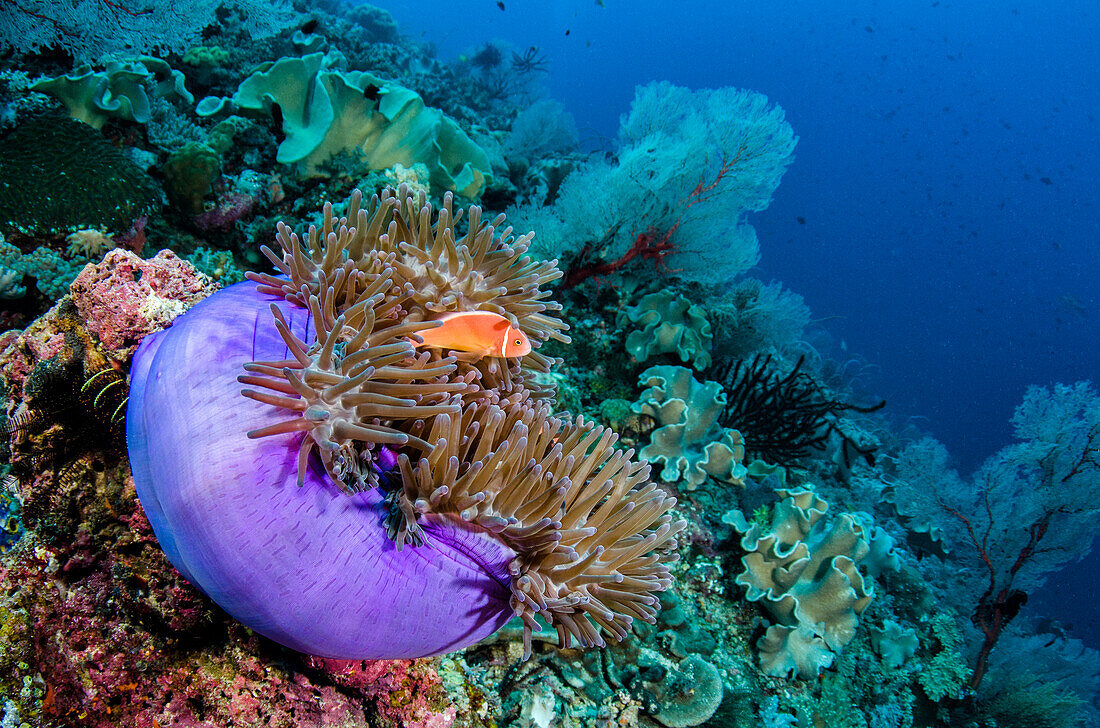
{"left": 127, "top": 185, "right": 685, "bottom": 659}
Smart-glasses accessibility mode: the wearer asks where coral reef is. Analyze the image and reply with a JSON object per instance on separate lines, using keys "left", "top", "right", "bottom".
{"left": 192, "top": 192, "right": 256, "bottom": 232}
{"left": 0, "top": 5, "right": 1094, "bottom": 725}
{"left": 978, "top": 629, "right": 1100, "bottom": 728}
{"left": 64, "top": 229, "right": 115, "bottom": 259}
{"left": 185, "top": 247, "right": 247, "bottom": 286}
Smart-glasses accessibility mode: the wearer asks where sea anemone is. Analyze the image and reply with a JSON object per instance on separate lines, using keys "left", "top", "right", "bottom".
{"left": 127, "top": 186, "right": 684, "bottom": 659}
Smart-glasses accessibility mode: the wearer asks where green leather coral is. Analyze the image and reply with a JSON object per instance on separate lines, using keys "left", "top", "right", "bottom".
{"left": 631, "top": 365, "right": 746, "bottom": 490}
{"left": 182, "top": 45, "right": 232, "bottom": 68}
{"left": 197, "top": 53, "right": 492, "bottom": 197}
{"left": 620, "top": 289, "right": 713, "bottom": 370}
{"left": 32, "top": 57, "right": 193, "bottom": 129}
{"left": 723, "top": 486, "right": 888, "bottom": 679}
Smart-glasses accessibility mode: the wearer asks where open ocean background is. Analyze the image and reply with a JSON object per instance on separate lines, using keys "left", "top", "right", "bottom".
{"left": 377, "top": 0, "right": 1100, "bottom": 646}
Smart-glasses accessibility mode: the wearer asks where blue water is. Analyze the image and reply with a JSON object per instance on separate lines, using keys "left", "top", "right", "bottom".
{"left": 378, "top": 0, "right": 1100, "bottom": 643}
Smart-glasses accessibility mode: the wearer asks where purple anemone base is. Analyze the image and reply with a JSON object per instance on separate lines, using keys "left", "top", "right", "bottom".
{"left": 127, "top": 281, "right": 516, "bottom": 659}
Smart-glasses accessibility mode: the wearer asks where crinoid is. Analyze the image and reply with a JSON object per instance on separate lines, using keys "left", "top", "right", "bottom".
{"left": 80, "top": 366, "right": 128, "bottom": 431}
{"left": 511, "top": 45, "right": 549, "bottom": 74}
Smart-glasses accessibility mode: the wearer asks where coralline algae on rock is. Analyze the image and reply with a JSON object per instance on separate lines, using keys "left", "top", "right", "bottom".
{"left": 69, "top": 249, "right": 215, "bottom": 355}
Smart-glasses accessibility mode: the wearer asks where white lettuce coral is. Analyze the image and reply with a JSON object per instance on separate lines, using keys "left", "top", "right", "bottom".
{"left": 870, "top": 619, "right": 919, "bottom": 668}
{"left": 757, "top": 623, "right": 835, "bottom": 680}
{"left": 631, "top": 365, "right": 746, "bottom": 490}
{"left": 724, "top": 486, "right": 896, "bottom": 678}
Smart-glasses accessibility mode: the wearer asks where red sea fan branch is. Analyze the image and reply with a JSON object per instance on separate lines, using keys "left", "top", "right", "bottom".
{"left": 561, "top": 149, "right": 745, "bottom": 290}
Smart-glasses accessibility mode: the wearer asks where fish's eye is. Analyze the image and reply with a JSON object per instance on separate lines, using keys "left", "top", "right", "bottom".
{"left": 514, "top": 339, "right": 522, "bottom": 346}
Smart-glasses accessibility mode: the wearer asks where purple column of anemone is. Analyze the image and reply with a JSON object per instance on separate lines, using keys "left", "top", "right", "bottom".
{"left": 127, "top": 281, "right": 518, "bottom": 659}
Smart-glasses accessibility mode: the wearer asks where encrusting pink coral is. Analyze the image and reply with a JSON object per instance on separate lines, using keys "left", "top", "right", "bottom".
{"left": 69, "top": 248, "right": 216, "bottom": 354}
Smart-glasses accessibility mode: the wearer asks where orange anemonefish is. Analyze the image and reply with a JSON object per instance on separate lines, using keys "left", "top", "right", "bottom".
{"left": 414, "top": 311, "right": 532, "bottom": 358}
